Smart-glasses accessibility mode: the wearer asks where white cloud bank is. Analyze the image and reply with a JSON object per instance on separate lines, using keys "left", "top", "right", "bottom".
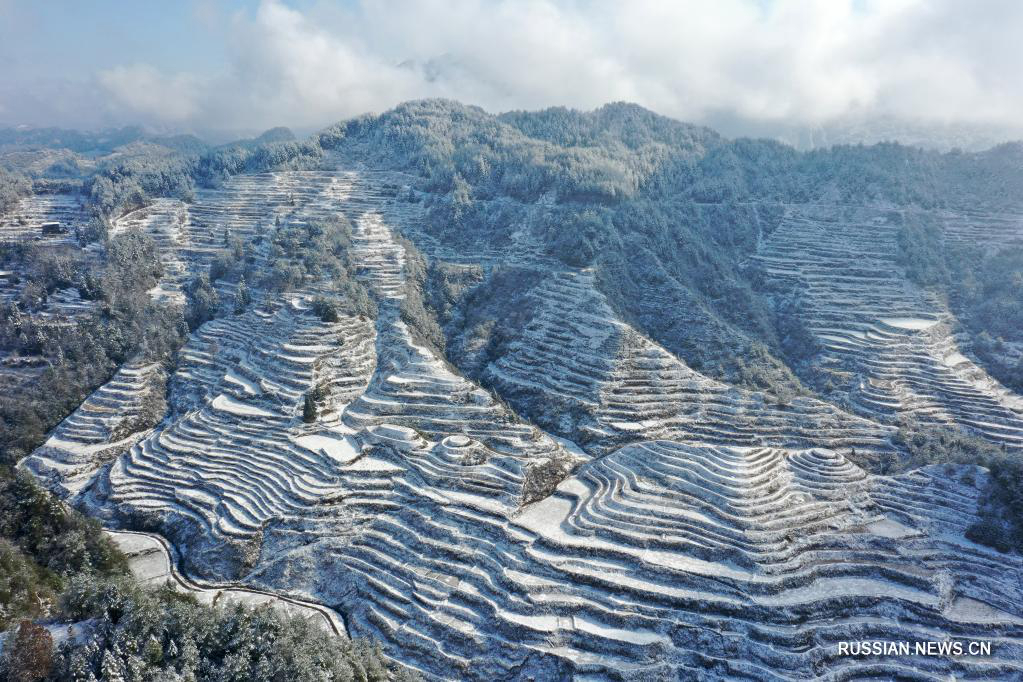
{"left": 18, "top": 0, "right": 1023, "bottom": 138}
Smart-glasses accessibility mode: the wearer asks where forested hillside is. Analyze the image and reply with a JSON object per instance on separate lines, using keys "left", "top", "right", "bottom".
{"left": 321, "top": 99, "right": 1023, "bottom": 398}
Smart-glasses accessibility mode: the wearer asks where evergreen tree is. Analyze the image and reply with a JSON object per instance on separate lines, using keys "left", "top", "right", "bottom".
{"left": 234, "top": 276, "right": 251, "bottom": 314}
{"left": 302, "top": 393, "right": 317, "bottom": 423}
{"left": 185, "top": 273, "right": 219, "bottom": 330}
{"left": 100, "top": 647, "right": 125, "bottom": 682}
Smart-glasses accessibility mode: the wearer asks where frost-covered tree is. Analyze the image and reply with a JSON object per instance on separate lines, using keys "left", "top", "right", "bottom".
{"left": 46, "top": 574, "right": 412, "bottom": 681}
{"left": 234, "top": 276, "right": 251, "bottom": 315}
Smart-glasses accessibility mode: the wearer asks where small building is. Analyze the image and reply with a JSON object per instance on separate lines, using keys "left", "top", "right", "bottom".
{"left": 40, "top": 221, "right": 65, "bottom": 235}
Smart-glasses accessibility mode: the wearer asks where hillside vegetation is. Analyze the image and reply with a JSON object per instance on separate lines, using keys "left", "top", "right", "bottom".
{"left": 0, "top": 572, "right": 412, "bottom": 682}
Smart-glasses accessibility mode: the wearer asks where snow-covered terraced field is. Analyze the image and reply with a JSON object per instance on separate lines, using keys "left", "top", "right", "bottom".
{"left": 112, "top": 169, "right": 360, "bottom": 304}
{"left": 23, "top": 167, "right": 1023, "bottom": 680}
{"left": 0, "top": 193, "right": 88, "bottom": 246}
{"left": 112, "top": 198, "right": 192, "bottom": 303}
{"left": 754, "top": 205, "right": 1023, "bottom": 450}
{"left": 263, "top": 438, "right": 1023, "bottom": 680}
{"left": 487, "top": 268, "right": 893, "bottom": 456}
{"left": 340, "top": 201, "right": 578, "bottom": 507}
{"left": 940, "top": 209, "right": 1023, "bottom": 251}
{"left": 97, "top": 297, "right": 375, "bottom": 574}
{"left": 26, "top": 361, "right": 164, "bottom": 495}
{"left": 0, "top": 194, "right": 98, "bottom": 317}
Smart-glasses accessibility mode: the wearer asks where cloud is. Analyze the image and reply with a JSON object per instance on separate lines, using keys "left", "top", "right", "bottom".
{"left": 12, "top": 0, "right": 1023, "bottom": 139}
{"left": 98, "top": 64, "right": 203, "bottom": 123}
{"left": 93, "top": 0, "right": 432, "bottom": 133}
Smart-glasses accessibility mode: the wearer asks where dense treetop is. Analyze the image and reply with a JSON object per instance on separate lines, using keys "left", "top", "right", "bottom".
{"left": 319, "top": 98, "right": 1023, "bottom": 211}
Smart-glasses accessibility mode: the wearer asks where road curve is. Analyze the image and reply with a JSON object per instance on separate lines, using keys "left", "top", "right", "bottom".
{"left": 107, "top": 529, "right": 348, "bottom": 637}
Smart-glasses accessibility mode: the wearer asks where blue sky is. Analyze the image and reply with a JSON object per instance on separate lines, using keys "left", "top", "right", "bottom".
{"left": 2, "top": 1, "right": 1021, "bottom": 141}
{"left": 2, "top": 2, "right": 231, "bottom": 78}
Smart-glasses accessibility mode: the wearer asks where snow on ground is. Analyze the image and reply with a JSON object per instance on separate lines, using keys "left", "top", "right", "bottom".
{"left": 211, "top": 393, "right": 276, "bottom": 418}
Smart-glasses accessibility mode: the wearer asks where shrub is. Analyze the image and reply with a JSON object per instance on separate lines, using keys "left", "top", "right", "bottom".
{"left": 75, "top": 217, "right": 109, "bottom": 246}
{"left": 311, "top": 297, "right": 340, "bottom": 322}
{"left": 965, "top": 518, "right": 1011, "bottom": 553}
